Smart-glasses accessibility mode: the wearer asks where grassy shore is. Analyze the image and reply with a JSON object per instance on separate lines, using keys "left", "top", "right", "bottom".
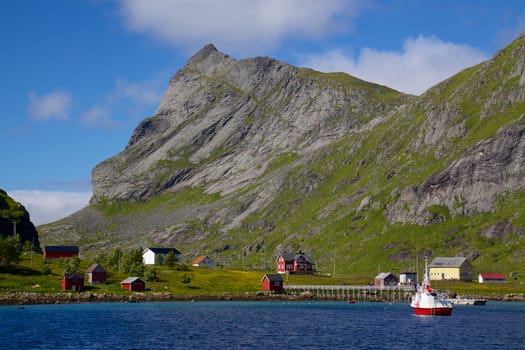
{"left": 1, "top": 253, "right": 524, "bottom": 305}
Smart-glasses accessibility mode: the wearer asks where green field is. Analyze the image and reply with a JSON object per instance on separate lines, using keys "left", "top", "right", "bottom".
{"left": 1, "top": 253, "right": 524, "bottom": 300}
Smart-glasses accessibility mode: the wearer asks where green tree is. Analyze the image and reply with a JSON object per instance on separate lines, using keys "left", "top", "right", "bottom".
{"left": 165, "top": 251, "right": 177, "bottom": 270}
{"left": 181, "top": 273, "right": 191, "bottom": 285}
{"left": 61, "top": 257, "right": 81, "bottom": 274}
{"left": 119, "top": 247, "right": 145, "bottom": 276}
{"left": 144, "top": 266, "right": 159, "bottom": 281}
{"left": 0, "top": 236, "right": 21, "bottom": 265}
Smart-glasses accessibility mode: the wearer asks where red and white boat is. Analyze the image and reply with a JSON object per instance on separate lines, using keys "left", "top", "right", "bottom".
{"left": 410, "top": 257, "right": 453, "bottom": 316}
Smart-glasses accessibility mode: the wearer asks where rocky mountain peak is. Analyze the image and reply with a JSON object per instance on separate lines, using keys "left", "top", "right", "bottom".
{"left": 185, "top": 43, "right": 236, "bottom": 76}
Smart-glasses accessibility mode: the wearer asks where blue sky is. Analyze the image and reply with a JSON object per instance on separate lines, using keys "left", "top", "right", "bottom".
{"left": 2, "top": 0, "right": 525, "bottom": 225}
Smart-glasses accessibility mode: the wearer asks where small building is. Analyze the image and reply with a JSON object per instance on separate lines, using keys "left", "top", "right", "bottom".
{"left": 143, "top": 247, "right": 181, "bottom": 265}
{"left": 261, "top": 274, "right": 284, "bottom": 293}
{"left": 121, "top": 277, "right": 146, "bottom": 292}
{"left": 374, "top": 272, "right": 398, "bottom": 288}
{"left": 276, "top": 252, "right": 314, "bottom": 274}
{"left": 86, "top": 263, "right": 107, "bottom": 284}
{"left": 43, "top": 245, "right": 79, "bottom": 259}
{"left": 428, "top": 257, "right": 472, "bottom": 281}
{"left": 399, "top": 271, "right": 417, "bottom": 285}
{"left": 61, "top": 273, "right": 85, "bottom": 292}
{"left": 192, "top": 255, "right": 216, "bottom": 268}
{"left": 478, "top": 273, "right": 505, "bottom": 284}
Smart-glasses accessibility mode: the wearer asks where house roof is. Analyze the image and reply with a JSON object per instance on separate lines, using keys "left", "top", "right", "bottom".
{"left": 144, "top": 247, "right": 180, "bottom": 255}
{"left": 121, "top": 277, "right": 144, "bottom": 284}
{"left": 375, "top": 272, "right": 396, "bottom": 280}
{"left": 192, "top": 255, "right": 210, "bottom": 264}
{"left": 278, "top": 252, "right": 314, "bottom": 264}
{"left": 262, "top": 274, "right": 283, "bottom": 282}
{"left": 86, "top": 263, "right": 106, "bottom": 273}
{"left": 44, "top": 245, "right": 79, "bottom": 252}
{"left": 479, "top": 273, "right": 505, "bottom": 279}
{"left": 63, "top": 273, "right": 84, "bottom": 279}
{"left": 429, "top": 257, "right": 467, "bottom": 268}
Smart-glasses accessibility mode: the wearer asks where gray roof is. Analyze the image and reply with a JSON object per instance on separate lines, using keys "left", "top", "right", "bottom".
{"left": 121, "top": 277, "right": 144, "bottom": 284}
{"left": 429, "top": 257, "right": 467, "bottom": 268}
{"left": 375, "top": 272, "right": 396, "bottom": 280}
{"left": 279, "top": 252, "right": 314, "bottom": 264}
{"left": 262, "top": 274, "right": 283, "bottom": 282}
{"left": 145, "top": 247, "right": 180, "bottom": 255}
{"left": 44, "top": 245, "right": 79, "bottom": 252}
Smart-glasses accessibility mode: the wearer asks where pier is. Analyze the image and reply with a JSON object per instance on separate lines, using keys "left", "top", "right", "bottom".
{"left": 284, "top": 285, "right": 414, "bottom": 303}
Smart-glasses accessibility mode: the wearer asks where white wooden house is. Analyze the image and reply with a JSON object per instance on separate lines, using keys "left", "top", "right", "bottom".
{"left": 142, "top": 247, "right": 180, "bottom": 265}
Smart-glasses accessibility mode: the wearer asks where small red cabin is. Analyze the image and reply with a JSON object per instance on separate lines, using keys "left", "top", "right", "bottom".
{"left": 261, "top": 274, "right": 284, "bottom": 293}
{"left": 86, "top": 263, "right": 106, "bottom": 284}
{"left": 61, "top": 273, "right": 85, "bottom": 292}
{"left": 43, "top": 245, "right": 79, "bottom": 259}
{"left": 121, "top": 277, "right": 146, "bottom": 292}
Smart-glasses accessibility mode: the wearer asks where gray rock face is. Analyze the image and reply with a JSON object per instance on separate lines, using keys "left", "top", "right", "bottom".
{"left": 91, "top": 44, "right": 405, "bottom": 205}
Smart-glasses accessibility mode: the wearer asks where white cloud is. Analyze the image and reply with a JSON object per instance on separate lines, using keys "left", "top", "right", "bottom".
{"left": 9, "top": 190, "right": 91, "bottom": 226}
{"left": 80, "top": 107, "right": 120, "bottom": 129}
{"left": 110, "top": 78, "right": 164, "bottom": 109}
{"left": 79, "top": 77, "right": 164, "bottom": 129}
{"left": 298, "top": 35, "right": 489, "bottom": 95}
{"left": 117, "top": 0, "right": 360, "bottom": 53}
{"left": 27, "top": 91, "right": 72, "bottom": 121}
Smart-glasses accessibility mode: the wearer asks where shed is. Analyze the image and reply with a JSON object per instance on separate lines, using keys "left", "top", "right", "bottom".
{"left": 86, "top": 263, "right": 106, "bottom": 284}
{"left": 428, "top": 257, "right": 472, "bottom": 281}
{"left": 143, "top": 247, "right": 180, "bottom": 265}
{"left": 374, "top": 272, "right": 398, "bottom": 288}
{"left": 61, "top": 273, "right": 84, "bottom": 292}
{"left": 478, "top": 273, "right": 505, "bottom": 283}
{"left": 399, "top": 271, "right": 417, "bottom": 285}
{"left": 121, "top": 277, "right": 146, "bottom": 292}
{"left": 192, "top": 255, "right": 216, "bottom": 268}
{"left": 261, "top": 274, "right": 284, "bottom": 293}
{"left": 43, "top": 245, "right": 79, "bottom": 259}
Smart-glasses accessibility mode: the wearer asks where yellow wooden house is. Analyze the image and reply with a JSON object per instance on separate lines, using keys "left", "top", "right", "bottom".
{"left": 428, "top": 257, "right": 472, "bottom": 281}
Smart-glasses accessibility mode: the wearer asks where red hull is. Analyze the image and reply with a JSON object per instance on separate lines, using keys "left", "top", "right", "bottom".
{"left": 412, "top": 307, "right": 452, "bottom": 316}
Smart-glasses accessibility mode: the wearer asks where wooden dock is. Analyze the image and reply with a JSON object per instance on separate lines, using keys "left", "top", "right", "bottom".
{"left": 284, "top": 285, "right": 414, "bottom": 302}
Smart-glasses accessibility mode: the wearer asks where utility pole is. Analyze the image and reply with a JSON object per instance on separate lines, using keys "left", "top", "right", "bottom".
{"left": 333, "top": 249, "right": 336, "bottom": 277}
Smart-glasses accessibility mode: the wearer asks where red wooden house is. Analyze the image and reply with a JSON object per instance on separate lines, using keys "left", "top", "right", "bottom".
{"left": 478, "top": 273, "right": 505, "bottom": 283}
{"left": 43, "top": 245, "right": 79, "bottom": 259}
{"left": 261, "top": 274, "right": 284, "bottom": 293}
{"left": 276, "top": 252, "right": 314, "bottom": 274}
{"left": 121, "top": 277, "right": 146, "bottom": 292}
{"left": 61, "top": 273, "right": 85, "bottom": 292}
{"left": 86, "top": 263, "right": 106, "bottom": 284}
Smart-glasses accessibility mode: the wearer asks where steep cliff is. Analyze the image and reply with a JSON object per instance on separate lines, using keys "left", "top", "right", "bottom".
{"left": 40, "top": 34, "right": 525, "bottom": 276}
{"left": 0, "top": 189, "right": 40, "bottom": 250}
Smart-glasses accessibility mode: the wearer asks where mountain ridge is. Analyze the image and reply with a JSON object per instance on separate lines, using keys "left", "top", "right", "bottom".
{"left": 40, "top": 33, "right": 525, "bottom": 277}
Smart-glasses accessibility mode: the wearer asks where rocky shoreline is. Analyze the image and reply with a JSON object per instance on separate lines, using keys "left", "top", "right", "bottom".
{"left": 1, "top": 291, "right": 524, "bottom": 306}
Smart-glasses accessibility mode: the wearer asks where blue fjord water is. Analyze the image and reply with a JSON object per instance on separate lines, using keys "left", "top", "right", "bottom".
{"left": 1, "top": 301, "right": 524, "bottom": 349}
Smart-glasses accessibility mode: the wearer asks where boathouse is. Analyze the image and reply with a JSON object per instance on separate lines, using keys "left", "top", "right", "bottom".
{"left": 86, "top": 263, "right": 106, "bottom": 284}
{"left": 121, "top": 277, "right": 146, "bottom": 292}
{"left": 374, "top": 272, "right": 398, "bottom": 288}
{"left": 261, "top": 274, "right": 284, "bottom": 293}
{"left": 61, "top": 273, "right": 84, "bottom": 292}
{"left": 428, "top": 257, "right": 472, "bottom": 281}
{"left": 478, "top": 273, "right": 505, "bottom": 283}
{"left": 43, "top": 245, "right": 79, "bottom": 259}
